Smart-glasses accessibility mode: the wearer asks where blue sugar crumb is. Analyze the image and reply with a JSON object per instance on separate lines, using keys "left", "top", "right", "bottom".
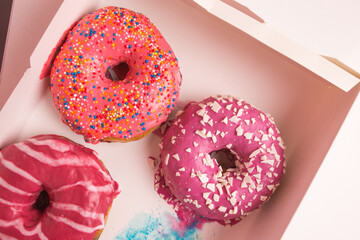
{"left": 115, "top": 213, "right": 199, "bottom": 240}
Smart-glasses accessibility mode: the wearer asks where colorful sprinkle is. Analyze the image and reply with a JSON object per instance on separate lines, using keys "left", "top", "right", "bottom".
{"left": 50, "top": 6, "right": 181, "bottom": 143}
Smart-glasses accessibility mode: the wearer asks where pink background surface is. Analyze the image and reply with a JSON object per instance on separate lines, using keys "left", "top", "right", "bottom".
{"left": 0, "top": 0, "right": 63, "bottom": 110}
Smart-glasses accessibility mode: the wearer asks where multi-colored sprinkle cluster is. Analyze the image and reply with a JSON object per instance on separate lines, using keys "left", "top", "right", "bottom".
{"left": 50, "top": 6, "right": 181, "bottom": 143}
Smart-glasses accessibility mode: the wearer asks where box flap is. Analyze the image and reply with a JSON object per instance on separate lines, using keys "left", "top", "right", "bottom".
{"left": 193, "top": 0, "right": 360, "bottom": 92}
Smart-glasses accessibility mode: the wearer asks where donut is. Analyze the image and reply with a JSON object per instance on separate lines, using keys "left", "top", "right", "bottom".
{"left": 50, "top": 6, "right": 182, "bottom": 143}
{"left": 155, "top": 96, "right": 286, "bottom": 226}
{"left": 0, "top": 135, "right": 120, "bottom": 239}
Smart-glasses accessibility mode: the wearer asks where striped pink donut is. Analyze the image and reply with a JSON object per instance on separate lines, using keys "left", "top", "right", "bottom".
{"left": 0, "top": 135, "right": 119, "bottom": 239}
{"left": 155, "top": 96, "right": 286, "bottom": 226}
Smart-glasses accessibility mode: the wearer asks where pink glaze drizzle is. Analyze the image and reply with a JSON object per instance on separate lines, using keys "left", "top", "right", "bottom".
{"left": 40, "top": 21, "right": 79, "bottom": 80}
{"left": 0, "top": 135, "right": 119, "bottom": 239}
{"left": 155, "top": 96, "right": 286, "bottom": 226}
{"left": 50, "top": 6, "right": 181, "bottom": 143}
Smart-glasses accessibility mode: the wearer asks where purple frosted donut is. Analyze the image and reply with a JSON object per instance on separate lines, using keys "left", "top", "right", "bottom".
{"left": 156, "top": 95, "right": 286, "bottom": 225}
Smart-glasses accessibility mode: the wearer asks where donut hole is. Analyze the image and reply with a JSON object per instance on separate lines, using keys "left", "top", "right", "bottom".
{"left": 105, "top": 62, "right": 130, "bottom": 82}
{"left": 33, "top": 189, "right": 50, "bottom": 214}
{"left": 210, "top": 149, "right": 237, "bottom": 172}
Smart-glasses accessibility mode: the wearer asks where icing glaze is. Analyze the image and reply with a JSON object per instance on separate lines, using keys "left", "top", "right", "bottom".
{"left": 0, "top": 135, "right": 119, "bottom": 239}
{"left": 50, "top": 6, "right": 182, "bottom": 143}
{"left": 155, "top": 96, "right": 286, "bottom": 226}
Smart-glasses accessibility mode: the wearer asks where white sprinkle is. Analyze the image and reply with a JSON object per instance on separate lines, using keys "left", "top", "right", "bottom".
{"left": 236, "top": 126, "right": 243, "bottom": 136}
{"left": 244, "top": 119, "right": 250, "bottom": 125}
{"left": 262, "top": 159, "right": 275, "bottom": 166}
{"left": 226, "top": 104, "right": 232, "bottom": 110}
{"left": 218, "top": 206, "right": 227, "bottom": 212}
{"left": 179, "top": 167, "right": 185, "bottom": 172}
{"left": 261, "top": 134, "right": 269, "bottom": 141}
{"left": 197, "top": 171, "right": 209, "bottom": 183}
{"left": 268, "top": 127, "right": 274, "bottom": 134}
{"left": 165, "top": 154, "right": 170, "bottom": 165}
{"left": 244, "top": 132, "right": 253, "bottom": 140}
{"left": 228, "top": 177, "right": 233, "bottom": 186}
{"left": 173, "top": 154, "right": 180, "bottom": 161}
{"left": 216, "top": 183, "right": 223, "bottom": 195}
{"left": 253, "top": 173, "right": 261, "bottom": 179}
{"left": 213, "top": 194, "right": 220, "bottom": 202}
{"left": 185, "top": 148, "right": 191, "bottom": 153}
{"left": 225, "top": 185, "right": 231, "bottom": 195}
{"left": 199, "top": 103, "right": 207, "bottom": 108}
{"left": 203, "top": 114, "right": 210, "bottom": 123}
{"left": 267, "top": 185, "right": 275, "bottom": 191}
{"left": 193, "top": 142, "right": 198, "bottom": 147}
{"left": 212, "top": 135, "right": 217, "bottom": 143}
{"left": 260, "top": 196, "right": 267, "bottom": 201}
{"left": 203, "top": 192, "right": 211, "bottom": 199}
{"left": 231, "top": 206, "right": 238, "bottom": 215}
{"left": 241, "top": 180, "right": 248, "bottom": 188}
{"left": 251, "top": 118, "right": 256, "bottom": 124}
{"left": 244, "top": 162, "right": 252, "bottom": 169}
{"left": 207, "top": 183, "right": 216, "bottom": 192}
{"left": 226, "top": 143, "right": 232, "bottom": 149}
{"left": 181, "top": 129, "right": 186, "bottom": 134}
{"left": 206, "top": 131, "right": 212, "bottom": 138}
{"left": 208, "top": 204, "right": 214, "bottom": 210}
{"left": 278, "top": 137, "right": 286, "bottom": 149}
{"left": 208, "top": 119, "right": 214, "bottom": 126}
{"left": 211, "top": 101, "right": 222, "bottom": 113}
{"left": 237, "top": 109, "right": 244, "bottom": 117}
{"left": 221, "top": 117, "right": 228, "bottom": 124}
{"left": 229, "top": 116, "right": 240, "bottom": 123}
{"left": 196, "top": 108, "right": 206, "bottom": 116}
{"left": 249, "top": 149, "right": 261, "bottom": 158}
{"left": 220, "top": 132, "right": 226, "bottom": 138}
{"left": 195, "top": 129, "right": 207, "bottom": 138}
{"left": 244, "top": 175, "right": 252, "bottom": 184}
{"left": 230, "top": 197, "right": 237, "bottom": 206}
{"left": 176, "top": 172, "right": 180, "bottom": 176}
{"left": 260, "top": 113, "right": 266, "bottom": 121}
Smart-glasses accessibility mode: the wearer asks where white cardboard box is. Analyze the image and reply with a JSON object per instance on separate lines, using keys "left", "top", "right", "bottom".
{"left": 0, "top": 0, "right": 359, "bottom": 239}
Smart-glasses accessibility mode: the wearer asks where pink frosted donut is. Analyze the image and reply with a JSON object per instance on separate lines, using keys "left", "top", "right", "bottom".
{"left": 0, "top": 135, "right": 120, "bottom": 239}
{"left": 50, "top": 6, "right": 181, "bottom": 143}
{"left": 155, "top": 96, "right": 286, "bottom": 225}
